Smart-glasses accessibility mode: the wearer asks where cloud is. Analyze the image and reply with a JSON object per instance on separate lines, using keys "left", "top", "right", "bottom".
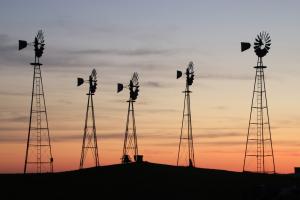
{"left": 140, "top": 108, "right": 178, "bottom": 113}
{"left": 211, "top": 106, "right": 228, "bottom": 110}
{"left": 0, "top": 34, "right": 15, "bottom": 54}
{"left": 0, "top": 127, "right": 25, "bottom": 132}
{"left": 0, "top": 33, "right": 174, "bottom": 72}
{"left": 0, "top": 112, "right": 29, "bottom": 123}
{"left": 199, "top": 73, "right": 252, "bottom": 81}
{"left": 146, "top": 140, "right": 243, "bottom": 148}
{"left": 274, "top": 140, "right": 300, "bottom": 146}
{"left": 0, "top": 34, "right": 19, "bottom": 59}
{"left": 8, "top": 116, "right": 28, "bottom": 122}
{"left": 53, "top": 132, "right": 123, "bottom": 142}
{"left": 0, "top": 135, "right": 26, "bottom": 143}
{"left": 0, "top": 34, "right": 96, "bottom": 69}
{"left": 143, "top": 81, "right": 164, "bottom": 88}
{"left": 198, "top": 141, "right": 244, "bottom": 146}
{"left": 0, "top": 91, "right": 28, "bottom": 96}
{"left": 68, "top": 48, "right": 175, "bottom": 56}
{"left": 0, "top": 132, "right": 124, "bottom": 143}
{"left": 196, "top": 132, "right": 243, "bottom": 139}
{"left": 196, "top": 127, "right": 246, "bottom": 130}
{"left": 0, "top": 34, "right": 33, "bottom": 67}
{"left": 150, "top": 142, "right": 178, "bottom": 147}
{"left": 57, "top": 99, "right": 73, "bottom": 105}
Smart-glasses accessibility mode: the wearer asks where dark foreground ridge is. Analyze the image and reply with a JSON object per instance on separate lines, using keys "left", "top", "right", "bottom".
{"left": 1, "top": 162, "right": 300, "bottom": 199}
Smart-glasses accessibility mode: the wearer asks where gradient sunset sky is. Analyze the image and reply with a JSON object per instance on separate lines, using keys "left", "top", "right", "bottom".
{"left": 1, "top": 0, "right": 300, "bottom": 173}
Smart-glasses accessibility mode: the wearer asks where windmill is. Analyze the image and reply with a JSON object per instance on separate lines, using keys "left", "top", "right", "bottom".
{"left": 20, "top": 30, "right": 54, "bottom": 173}
{"left": 77, "top": 69, "right": 100, "bottom": 169}
{"left": 176, "top": 61, "right": 195, "bottom": 167}
{"left": 117, "top": 72, "right": 143, "bottom": 163}
{"left": 241, "top": 32, "right": 276, "bottom": 173}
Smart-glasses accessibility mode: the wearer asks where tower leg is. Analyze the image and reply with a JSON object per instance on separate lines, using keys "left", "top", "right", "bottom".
{"left": 91, "top": 95, "right": 100, "bottom": 167}
{"left": 187, "top": 91, "right": 194, "bottom": 167}
{"left": 24, "top": 61, "right": 36, "bottom": 174}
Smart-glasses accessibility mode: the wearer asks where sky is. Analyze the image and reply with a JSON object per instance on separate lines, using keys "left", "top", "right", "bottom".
{"left": 0, "top": 0, "right": 300, "bottom": 173}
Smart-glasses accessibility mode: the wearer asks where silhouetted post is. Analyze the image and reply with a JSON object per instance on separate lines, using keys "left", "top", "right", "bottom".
{"left": 78, "top": 69, "right": 100, "bottom": 169}
{"left": 242, "top": 32, "right": 276, "bottom": 173}
{"left": 118, "top": 72, "right": 142, "bottom": 163}
{"left": 20, "top": 30, "right": 54, "bottom": 173}
{"left": 177, "top": 62, "right": 195, "bottom": 167}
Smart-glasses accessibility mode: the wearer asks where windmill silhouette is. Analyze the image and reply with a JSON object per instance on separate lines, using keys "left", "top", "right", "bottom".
{"left": 77, "top": 69, "right": 100, "bottom": 169}
{"left": 19, "top": 30, "right": 54, "bottom": 173}
{"left": 176, "top": 61, "right": 195, "bottom": 167}
{"left": 117, "top": 72, "right": 143, "bottom": 163}
{"left": 241, "top": 32, "right": 276, "bottom": 173}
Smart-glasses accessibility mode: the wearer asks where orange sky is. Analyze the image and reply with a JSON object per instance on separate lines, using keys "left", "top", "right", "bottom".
{"left": 1, "top": 1, "right": 300, "bottom": 174}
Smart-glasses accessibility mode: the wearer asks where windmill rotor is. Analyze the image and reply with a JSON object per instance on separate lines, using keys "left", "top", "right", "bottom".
{"left": 91, "top": 69, "right": 97, "bottom": 80}
{"left": 177, "top": 61, "right": 195, "bottom": 86}
{"left": 18, "top": 29, "right": 45, "bottom": 58}
{"left": 117, "top": 72, "right": 140, "bottom": 101}
{"left": 129, "top": 72, "right": 139, "bottom": 100}
{"left": 77, "top": 68, "right": 98, "bottom": 94}
{"left": 254, "top": 31, "right": 271, "bottom": 58}
{"left": 186, "top": 61, "right": 195, "bottom": 86}
{"left": 89, "top": 69, "right": 97, "bottom": 94}
{"left": 36, "top": 30, "right": 44, "bottom": 42}
{"left": 187, "top": 61, "right": 194, "bottom": 73}
{"left": 34, "top": 30, "right": 45, "bottom": 58}
{"left": 131, "top": 72, "right": 139, "bottom": 86}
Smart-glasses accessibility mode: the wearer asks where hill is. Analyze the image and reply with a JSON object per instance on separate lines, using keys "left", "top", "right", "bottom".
{"left": 1, "top": 162, "right": 300, "bottom": 199}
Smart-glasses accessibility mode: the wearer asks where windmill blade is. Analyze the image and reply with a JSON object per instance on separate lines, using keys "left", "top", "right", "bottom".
{"left": 92, "top": 69, "right": 97, "bottom": 76}
{"left": 188, "top": 61, "right": 194, "bottom": 73}
{"left": 36, "top": 30, "right": 44, "bottom": 43}
{"left": 132, "top": 72, "right": 139, "bottom": 86}
{"left": 91, "top": 68, "right": 97, "bottom": 81}
{"left": 254, "top": 31, "right": 271, "bottom": 58}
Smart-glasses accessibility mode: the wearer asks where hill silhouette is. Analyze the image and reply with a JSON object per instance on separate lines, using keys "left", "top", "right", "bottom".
{"left": 1, "top": 162, "right": 300, "bottom": 199}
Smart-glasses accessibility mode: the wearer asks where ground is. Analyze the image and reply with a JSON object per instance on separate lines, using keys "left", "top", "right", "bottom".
{"left": 1, "top": 162, "right": 300, "bottom": 199}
